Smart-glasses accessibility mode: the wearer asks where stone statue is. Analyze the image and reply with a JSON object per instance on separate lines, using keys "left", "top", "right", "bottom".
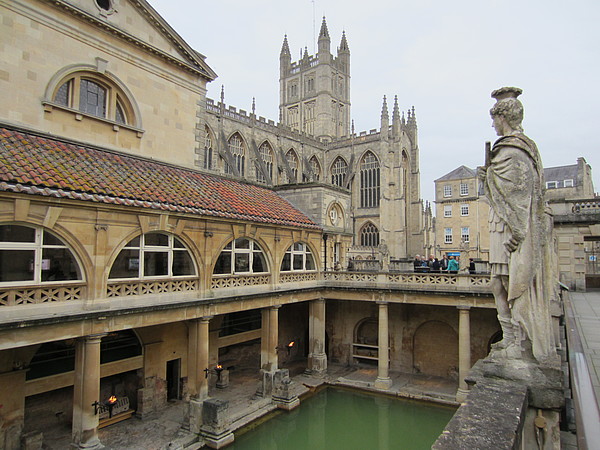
{"left": 480, "top": 87, "right": 556, "bottom": 365}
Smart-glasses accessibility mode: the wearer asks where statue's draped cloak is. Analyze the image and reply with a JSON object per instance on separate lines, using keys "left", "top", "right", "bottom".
{"left": 485, "top": 133, "right": 555, "bottom": 363}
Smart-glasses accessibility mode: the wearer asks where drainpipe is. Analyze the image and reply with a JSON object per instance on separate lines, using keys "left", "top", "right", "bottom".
{"left": 323, "top": 234, "right": 329, "bottom": 272}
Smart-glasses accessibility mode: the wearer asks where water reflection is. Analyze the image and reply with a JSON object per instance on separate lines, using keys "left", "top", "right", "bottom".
{"left": 232, "top": 388, "right": 455, "bottom": 450}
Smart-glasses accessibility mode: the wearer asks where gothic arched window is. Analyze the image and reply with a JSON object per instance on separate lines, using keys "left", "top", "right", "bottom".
{"left": 360, "top": 151, "right": 380, "bottom": 208}
{"left": 309, "top": 156, "right": 321, "bottom": 181}
{"left": 256, "top": 141, "right": 274, "bottom": 184}
{"left": 204, "top": 125, "right": 213, "bottom": 170}
{"left": 360, "top": 223, "right": 380, "bottom": 247}
{"left": 286, "top": 149, "right": 299, "bottom": 182}
{"left": 331, "top": 157, "right": 347, "bottom": 188}
{"left": 226, "top": 133, "right": 245, "bottom": 176}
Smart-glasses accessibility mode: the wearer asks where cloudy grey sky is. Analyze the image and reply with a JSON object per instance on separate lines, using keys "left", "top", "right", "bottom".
{"left": 151, "top": 0, "right": 599, "bottom": 203}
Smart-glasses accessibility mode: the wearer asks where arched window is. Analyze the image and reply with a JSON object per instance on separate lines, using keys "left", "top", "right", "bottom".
{"left": 360, "top": 223, "right": 380, "bottom": 247}
{"left": 281, "top": 242, "right": 316, "bottom": 272}
{"left": 331, "top": 157, "right": 347, "bottom": 187}
{"left": 286, "top": 149, "right": 299, "bottom": 182}
{"left": 226, "top": 133, "right": 245, "bottom": 176}
{"left": 50, "top": 71, "right": 137, "bottom": 126}
{"left": 0, "top": 224, "right": 82, "bottom": 284}
{"left": 360, "top": 151, "right": 380, "bottom": 208}
{"left": 213, "top": 238, "right": 267, "bottom": 275}
{"left": 256, "top": 141, "right": 274, "bottom": 184}
{"left": 204, "top": 125, "right": 213, "bottom": 170}
{"left": 309, "top": 156, "right": 321, "bottom": 181}
{"left": 108, "top": 233, "right": 195, "bottom": 280}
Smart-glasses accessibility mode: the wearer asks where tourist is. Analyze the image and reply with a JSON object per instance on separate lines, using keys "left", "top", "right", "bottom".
{"left": 447, "top": 255, "right": 459, "bottom": 274}
{"left": 440, "top": 254, "right": 449, "bottom": 272}
{"left": 468, "top": 258, "right": 476, "bottom": 274}
{"left": 431, "top": 258, "right": 441, "bottom": 273}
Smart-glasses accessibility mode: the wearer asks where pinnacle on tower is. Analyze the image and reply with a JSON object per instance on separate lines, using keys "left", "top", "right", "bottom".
{"left": 392, "top": 95, "right": 400, "bottom": 122}
{"left": 280, "top": 35, "right": 291, "bottom": 58}
{"left": 381, "top": 96, "right": 389, "bottom": 119}
{"left": 319, "top": 16, "right": 330, "bottom": 40}
{"left": 339, "top": 31, "right": 350, "bottom": 53}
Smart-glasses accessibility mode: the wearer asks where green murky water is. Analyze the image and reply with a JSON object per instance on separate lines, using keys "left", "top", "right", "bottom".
{"left": 231, "top": 388, "right": 456, "bottom": 450}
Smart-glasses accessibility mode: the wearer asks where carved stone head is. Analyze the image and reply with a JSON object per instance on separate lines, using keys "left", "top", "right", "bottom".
{"left": 490, "top": 87, "right": 524, "bottom": 133}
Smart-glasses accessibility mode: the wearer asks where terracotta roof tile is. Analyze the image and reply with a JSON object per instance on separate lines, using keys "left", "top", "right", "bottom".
{"left": 0, "top": 127, "right": 320, "bottom": 230}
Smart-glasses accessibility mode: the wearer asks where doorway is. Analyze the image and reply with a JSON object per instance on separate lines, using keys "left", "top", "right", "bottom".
{"left": 166, "top": 359, "right": 181, "bottom": 401}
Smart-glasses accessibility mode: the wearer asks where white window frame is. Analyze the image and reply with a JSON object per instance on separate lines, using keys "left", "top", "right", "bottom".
{"left": 0, "top": 225, "right": 83, "bottom": 286}
{"left": 564, "top": 179, "right": 574, "bottom": 188}
{"left": 443, "top": 185, "right": 452, "bottom": 198}
{"left": 461, "top": 227, "right": 470, "bottom": 243}
{"left": 461, "top": 204, "right": 469, "bottom": 216}
{"left": 444, "top": 228, "right": 453, "bottom": 244}
{"left": 213, "top": 238, "right": 267, "bottom": 275}
{"left": 546, "top": 181, "right": 558, "bottom": 189}
{"left": 108, "top": 233, "right": 196, "bottom": 280}
{"left": 460, "top": 183, "right": 469, "bottom": 196}
{"left": 444, "top": 205, "right": 452, "bottom": 217}
{"left": 281, "top": 242, "right": 316, "bottom": 272}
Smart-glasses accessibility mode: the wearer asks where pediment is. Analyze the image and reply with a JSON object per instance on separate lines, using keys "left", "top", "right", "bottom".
{"left": 48, "top": 0, "right": 216, "bottom": 80}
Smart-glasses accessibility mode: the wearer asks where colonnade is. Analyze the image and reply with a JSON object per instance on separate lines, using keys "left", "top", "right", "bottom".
{"left": 67, "top": 300, "right": 472, "bottom": 448}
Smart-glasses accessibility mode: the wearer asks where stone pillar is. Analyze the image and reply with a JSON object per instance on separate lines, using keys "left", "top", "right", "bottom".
{"left": 200, "top": 399, "right": 235, "bottom": 449}
{"left": 267, "top": 306, "right": 280, "bottom": 371}
{"left": 374, "top": 301, "right": 392, "bottom": 390}
{"left": 0, "top": 370, "right": 26, "bottom": 450}
{"left": 187, "top": 317, "right": 212, "bottom": 400}
{"left": 260, "top": 308, "right": 270, "bottom": 370}
{"left": 456, "top": 306, "right": 471, "bottom": 402}
{"left": 308, "top": 298, "right": 327, "bottom": 374}
{"left": 72, "top": 334, "right": 105, "bottom": 450}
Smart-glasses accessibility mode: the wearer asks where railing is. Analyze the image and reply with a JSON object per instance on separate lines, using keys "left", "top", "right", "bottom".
{"left": 279, "top": 272, "right": 318, "bottom": 283}
{"left": 211, "top": 274, "right": 271, "bottom": 290}
{"left": 0, "top": 282, "right": 86, "bottom": 306}
{"left": 572, "top": 200, "right": 600, "bottom": 214}
{"left": 107, "top": 278, "right": 198, "bottom": 298}
{"left": 324, "top": 271, "right": 491, "bottom": 290}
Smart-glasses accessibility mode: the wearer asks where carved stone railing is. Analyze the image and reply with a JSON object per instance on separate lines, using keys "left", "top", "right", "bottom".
{"left": 211, "top": 274, "right": 271, "bottom": 290}
{"left": 107, "top": 278, "right": 198, "bottom": 298}
{"left": 279, "top": 272, "right": 318, "bottom": 284}
{"left": 571, "top": 199, "right": 600, "bottom": 214}
{"left": 323, "top": 271, "right": 491, "bottom": 291}
{"left": 0, "top": 282, "right": 86, "bottom": 306}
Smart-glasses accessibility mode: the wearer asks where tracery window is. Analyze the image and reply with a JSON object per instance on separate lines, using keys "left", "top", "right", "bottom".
{"left": 360, "top": 151, "right": 380, "bottom": 208}
{"left": 108, "top": 233, "right": 195, "bottom": 280}
{"left": 256, "top": 141, "right": 274, "bottom": 184}
{"left": 51, "top": 72, "right": 135, "bottom": 126}
{"left": 287, "top": 106, "right": 299, "bottom": 131}
{"left": 281, "top": 242, "right": 316, "bottom": 272}
{"left": 331, "top": 157, "right": 347, "bottom": 188}
{"left": 304, "top": 101, "right": 316, "bottom": 136}
{"left": 309, "top": 156, "right": 321, "bottom": 181}
{"left": 213, "top": 238, "right": 267, "bottom": 275}
{"left": 360, "top": 223, "right": 380, "bottom": 247}
{"left": 0, "top": 225, "right": 82, "bottom": 284}
{"left": 226, "top": 133, "right": 245, "bottom": 176}
{"left": 286, "top": 149, "right": 299, "bottom": 182}
{"left": 204, "top": 125, "right": 213, "bottom": 170}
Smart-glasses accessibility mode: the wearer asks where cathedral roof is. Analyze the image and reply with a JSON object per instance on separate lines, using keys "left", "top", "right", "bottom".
{"left": 435, "top": 165, "right": 477, "bottom": 182}
{"left": 0, "top": 126, "right": 319, "bottom": 230}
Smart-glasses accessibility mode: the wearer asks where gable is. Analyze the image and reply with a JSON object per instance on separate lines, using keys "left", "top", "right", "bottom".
{"left": 46, "top": 0, "right": 216, "bottom": 80}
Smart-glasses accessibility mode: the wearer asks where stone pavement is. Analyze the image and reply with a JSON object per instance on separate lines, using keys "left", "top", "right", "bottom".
{"left": 569, "top": 291, "right": 600, "bottom": 404}
{"left": 41, "top": 363, "right": 458, "bottom": 449}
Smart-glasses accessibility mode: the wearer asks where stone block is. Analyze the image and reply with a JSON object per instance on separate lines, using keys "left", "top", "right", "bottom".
{"left": 255, "top": 369, "right": 273, "bottom": 398}
{"left": 21, "top": 431, "right": 43, "bottom": 450}
{"left": 200, "top": 399, "right": 234, "bottom": 449}
{"left": 216, "top": 369, "right": 229, "bottom": 389}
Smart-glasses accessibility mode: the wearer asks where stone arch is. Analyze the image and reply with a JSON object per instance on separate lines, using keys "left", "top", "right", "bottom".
{"left": 359, "top": 222, "right": 379, "bottom": 247}
{"left": 330, "top": 156, "right": 348, "bottom": 187}
{"left": 354, "top": 317, "right": 378, "bottom": 346}
{"left": 413, "top": 320, "right": 458, "bottom": 379}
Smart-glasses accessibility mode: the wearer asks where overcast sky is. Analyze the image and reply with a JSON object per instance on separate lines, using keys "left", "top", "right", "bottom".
{"left": 151, "top": 0, "right": 600, "bottom": 203}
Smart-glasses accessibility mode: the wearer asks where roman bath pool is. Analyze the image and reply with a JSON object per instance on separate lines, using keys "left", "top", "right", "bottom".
{"left": 230, "top": 387, "right": 456, "bottom": 449}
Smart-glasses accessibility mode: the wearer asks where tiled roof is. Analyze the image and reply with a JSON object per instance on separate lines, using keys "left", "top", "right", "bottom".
{"left": 0, "top": 127, "right": 320, "bottom": 229}
{"left": 544, "top": 164, "right": 578, "bottom": 184}
{"left": 435, "top": 165, "right": 476, "bottom": 182}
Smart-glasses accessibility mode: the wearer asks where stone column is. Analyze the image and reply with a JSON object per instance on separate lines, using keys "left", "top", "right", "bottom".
{"left": 308, "top": 298, "right": 327, "bottom": 374}
{"left": 0, "top": 370, "right": 26, "bottom": 450}
{"left": 72, "top": 334, "right": 105, "bottom": 450}
{"left": 260, "top": 308, "right": 270, "bottom": 370}
{"left": 268, "top": 306, "right": 280, "bottom": 371}
{"left": 187, "top": 317, "right": 212, "bottom": 400}
{"left": 374, "top": 301, "right": 392, "bottom": 390}
{"left": 456, "top": 306, "right": 471, "bottom": 402}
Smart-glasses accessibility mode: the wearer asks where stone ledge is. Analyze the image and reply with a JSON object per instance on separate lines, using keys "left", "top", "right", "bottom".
{"left": 433, "top": 378, "right": 528, "bottom": 449}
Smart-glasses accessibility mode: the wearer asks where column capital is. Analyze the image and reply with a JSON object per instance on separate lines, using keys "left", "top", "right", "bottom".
{"left": 201, "top": 315, "right": 214, "bottom": 323}
{"left": 78, "top": 333, "right": 107, "bottom": 344}
{"left": 376, "top": 300, "right": 389, "bottom": 306}
{"left": 270, "top": 305, "right": 282, "bottom": 310}
{"left": 457, "top": 305, "right": 471, "bottom": 311}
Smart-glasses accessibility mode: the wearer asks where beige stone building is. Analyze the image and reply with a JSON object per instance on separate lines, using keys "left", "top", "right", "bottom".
{"left": 433, "top": 166, "right": 490, "bottom": 265}
{"left": 0, "top": 1, "right": 499, "bottom": 449}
